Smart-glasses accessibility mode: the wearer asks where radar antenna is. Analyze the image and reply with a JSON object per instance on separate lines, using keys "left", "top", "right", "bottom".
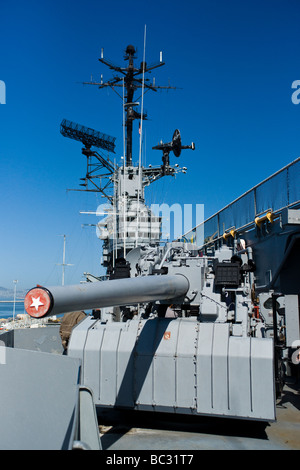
{"left": 152, "top": 129, "right": 195, "bottom": 175}
{"left": 60, "top": 119, "right": 116, "bottom": 201}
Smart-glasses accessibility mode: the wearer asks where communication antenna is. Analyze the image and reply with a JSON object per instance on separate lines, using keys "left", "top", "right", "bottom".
{"left": 137, "top": 25, "right": 147, "bottom": 247}
{"left": 82, "top": 44, "right": 176, "bottom": 166}
{"left": 56, "top": 235, "right": 73, "bottom": 286}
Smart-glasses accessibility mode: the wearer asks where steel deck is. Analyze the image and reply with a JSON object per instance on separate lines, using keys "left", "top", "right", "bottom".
{"left": 98, "top": 381, "right": 300, "bottom": 450}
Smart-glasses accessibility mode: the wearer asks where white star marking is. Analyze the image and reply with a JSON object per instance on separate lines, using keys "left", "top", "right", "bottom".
{"left": 30, "top": 296, "right": 44, "bottom": 311}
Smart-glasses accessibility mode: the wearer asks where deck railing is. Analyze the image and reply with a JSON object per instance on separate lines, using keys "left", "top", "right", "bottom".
{"left": 178, "top": 157, "right": 300, "bottom": 247}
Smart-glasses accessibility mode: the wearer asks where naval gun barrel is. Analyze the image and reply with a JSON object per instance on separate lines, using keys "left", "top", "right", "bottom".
{"left": 24, "top": 274, "right": 189, "bottom": 319}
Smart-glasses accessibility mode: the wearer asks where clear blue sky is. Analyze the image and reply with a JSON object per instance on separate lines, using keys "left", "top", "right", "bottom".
{"left": 1, "top": 0, "right": 300, "bottom": 291}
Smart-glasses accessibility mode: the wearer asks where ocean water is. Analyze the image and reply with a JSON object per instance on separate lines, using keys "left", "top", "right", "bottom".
{"left": 0, "top": 301, "right": 26, "bottom": 319}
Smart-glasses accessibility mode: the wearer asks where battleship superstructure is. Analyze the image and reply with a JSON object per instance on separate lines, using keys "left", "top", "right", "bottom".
{"left": 60, "top": 45, "right": 194, "bottom": 319}
{"left": 69, "top": 45, "right": 193, "bottom": 273}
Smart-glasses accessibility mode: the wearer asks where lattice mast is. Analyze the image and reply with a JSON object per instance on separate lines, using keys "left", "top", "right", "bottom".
{"left": 84, "top": 44, "right": 175, "bottom": 166}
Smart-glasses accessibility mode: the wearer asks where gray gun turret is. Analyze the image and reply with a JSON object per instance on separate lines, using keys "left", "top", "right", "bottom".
{"left": 24, "top": 274, "right": 189, "bottom": 318}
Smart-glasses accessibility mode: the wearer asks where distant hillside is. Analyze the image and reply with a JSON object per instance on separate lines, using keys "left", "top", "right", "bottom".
{"left": 0, "top": 286, "right": 26, "bottom": 300}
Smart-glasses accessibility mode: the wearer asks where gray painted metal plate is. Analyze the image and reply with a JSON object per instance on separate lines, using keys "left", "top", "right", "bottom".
{"left": 0, "top": 346, "right": 81, "bottom": 450}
